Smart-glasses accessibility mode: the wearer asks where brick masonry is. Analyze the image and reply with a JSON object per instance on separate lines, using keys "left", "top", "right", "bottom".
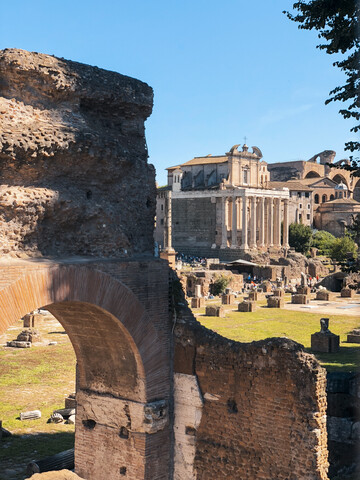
{"left": 173, "top": 291, "right": 329, "bottom": 480}
{"left": 0, "top": 257, "right": 172, "bottom": 480}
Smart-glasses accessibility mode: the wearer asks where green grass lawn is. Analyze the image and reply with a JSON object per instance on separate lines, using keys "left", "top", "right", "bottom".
{"left": 195, "top": 301, "right": 360, "bottom": 372}
{"left": 0, "top": 316, "right": 76, "bottom": 480}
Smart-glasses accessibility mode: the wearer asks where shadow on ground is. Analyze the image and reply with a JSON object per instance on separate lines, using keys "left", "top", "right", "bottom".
{"left": 0, "top": 431, "right": 74, "bottom": 480}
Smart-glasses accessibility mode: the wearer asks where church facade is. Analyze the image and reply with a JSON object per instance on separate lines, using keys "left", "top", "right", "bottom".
{"left": 156, "top": 143, "right": 290, "bottom": 259}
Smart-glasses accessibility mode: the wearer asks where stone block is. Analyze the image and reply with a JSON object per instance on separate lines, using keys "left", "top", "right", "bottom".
{"left": 238, "top": 301, "right": 256, "bottom": 312}
{"left": 205, "top": 305, "right": 225, "bottom": 317}
{"left": 7, "top": 340, "right": 31, "bottom": 348}
{"left": 291, "top": 294, "right": 309, "bottom": 304}
{"left": 65, "top": 394, "right": 76, "bottom": 410}
{"left": 248, "top": 291, "right": 259, "bottom": 301}
{"left": 191, "top": 297, "right": 205, "bottom": 309}
{"left": 311, "top": 332, "right": 340, "bottom": 353}
{"left": 267, "top": 296, "right": 284, "bottom": 308}
{"left": 347, "top": 329, "right": 360, "bottom": 343}
{"left": 260, "top": 283, "right": 272, "bottom": 293}
{"left": 297, "top": 286, "right": 311, "bottom": 295}
{"left": 341, "top": 288, "right": 355, "bottom": 298}
{"left": 316, "top": 290, "right": 334, "bottom": 301}
{"left": 273, "top": 289, "right": 284, "bottom": 297}
{"left": 221, "top": 294, "right": 235, "bottom": 305}
{"left": 23, "top": 313, "right": 40, "bottom": 328}
{"left": 17, "top": 328, "right": 41, "bottom": 343}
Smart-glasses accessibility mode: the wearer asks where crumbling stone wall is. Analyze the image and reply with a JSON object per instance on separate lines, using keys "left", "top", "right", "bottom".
{"left": 0, "top": 48, "right": 155, "bottom": 257}
{"left": 179, "top": 270, "right": 243, "bottom": 297}
{"left": 173, "top": 280, "right": 329, "bottom": 480}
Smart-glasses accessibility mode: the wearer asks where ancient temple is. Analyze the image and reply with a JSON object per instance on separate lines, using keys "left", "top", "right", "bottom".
{"left": 156, "top": 143, "right": 290, "bottom": 259}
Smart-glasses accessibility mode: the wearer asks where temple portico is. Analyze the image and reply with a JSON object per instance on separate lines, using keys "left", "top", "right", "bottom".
{"left": 156, "top": 143, "right": 291, "bottom": 257}
{"left": 170, "top": 187, "right": 290, "bottom": 253}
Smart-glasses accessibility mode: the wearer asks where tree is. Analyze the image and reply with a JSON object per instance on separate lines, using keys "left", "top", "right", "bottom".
{"left": 284, "top": 1, "right": 360, "bottom": 155}
{"left": 212, "top": 275, "right": 231, "bottom": 296}
{"left": 311, "top": 230, "right": 336, "bottom": 256}
{"left": 289, "top": 223, "right": 313, "bottom": 254}
{"left": 329, "top": 235, "right": 358, "bottom": 263}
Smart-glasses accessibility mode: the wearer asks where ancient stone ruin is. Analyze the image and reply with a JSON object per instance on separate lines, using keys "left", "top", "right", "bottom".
{"left": 0, "top": 49, "right": 330, "bottom": 479}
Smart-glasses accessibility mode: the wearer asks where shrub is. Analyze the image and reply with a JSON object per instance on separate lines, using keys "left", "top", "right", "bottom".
{"left": 311, "top": 230, "right": 336, "bottom": 256}
{"left": 212, "top": 275, "right": 231, "bottom": 296}
{"left": 329, "top": 236, "right": 358, "bottom": 263}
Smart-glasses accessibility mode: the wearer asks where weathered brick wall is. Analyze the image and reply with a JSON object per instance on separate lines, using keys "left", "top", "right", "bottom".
{"left": 173, "top": 292, "right": 329, "bottom": 480}
{"left": 0, "top": 258, "right": 172, "bottom": 480}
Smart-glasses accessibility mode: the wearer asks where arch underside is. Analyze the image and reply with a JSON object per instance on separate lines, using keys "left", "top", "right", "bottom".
{"left": 0, "top": 262, "right": 172, "bottom": 480}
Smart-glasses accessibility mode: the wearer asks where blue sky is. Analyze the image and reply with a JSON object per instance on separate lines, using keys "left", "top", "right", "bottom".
{"left": 0, "top": 0, "right": 355, "bottom": 185}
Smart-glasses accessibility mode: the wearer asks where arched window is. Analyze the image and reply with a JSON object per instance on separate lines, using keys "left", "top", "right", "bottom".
{"left": 330, "top": 194, "right": 334, "bottom": 200}
{"left": 322, "top": 194, "right": 327, "bottom": 203}
{"left": 314, "top": 194, "right": 319, "bottom": 204}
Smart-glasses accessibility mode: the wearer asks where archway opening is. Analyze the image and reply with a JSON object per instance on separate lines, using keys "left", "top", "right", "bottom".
{"left": 354, "top": 179, "right": 360, "bottom": 202}
{"left": 331, "top": 174, "right": 348, "bottom": 188}
{"left": 0, "top": 265, "right": 171, "bottom": 480}
{"left": 305, "top": 171, "right": 321, "bottom": 179}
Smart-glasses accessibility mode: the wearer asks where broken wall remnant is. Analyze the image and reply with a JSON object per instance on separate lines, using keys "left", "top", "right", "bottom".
{"left": 0, "top": 48, "right": 155, "bottom": 258}
{"left": 173, "top": 298, "right": 329, "bottom": 480}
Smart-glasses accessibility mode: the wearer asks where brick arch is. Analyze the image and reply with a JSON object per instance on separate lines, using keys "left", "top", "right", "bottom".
{"left": 304, "top": 170, "right": 321, "bottom": 179}
{"left": 0, "top": 265, "right": 167, "bottom": 403}
{"left": 331, "top": 173, "right": 349, "bottom": 188}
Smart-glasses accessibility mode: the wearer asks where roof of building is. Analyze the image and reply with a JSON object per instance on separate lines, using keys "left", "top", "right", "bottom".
{"left": 157, "top": 185, "right": 172, "bottom": 192}
{"left": 325, "top": 197, "right": 360, "bottom": 205}
{"left": 167, "top": 155, "right": 228, "bottom": 170}
{"left": 299, "top": 177, "right": 338, "bottom": 187}
{"left": 268, "top": 181, "right": 312, "bottom": 191}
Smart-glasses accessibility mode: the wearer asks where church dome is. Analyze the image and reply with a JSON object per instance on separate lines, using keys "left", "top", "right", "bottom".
{"left": 335, "top": 181, "right": 348, "bottom": 191}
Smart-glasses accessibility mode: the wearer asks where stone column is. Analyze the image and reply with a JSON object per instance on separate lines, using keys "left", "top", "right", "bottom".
{"left": 259, "top": 196, "right": 265, "bottom": 247}
{"left": 241, "top": 196, "right": 248, "bottom": 250}
{"left": 268, "top": 198, "right": 274, "bottom": 247}
{"left": 231, "top": 196, "right": 238, "bottom": 248}
{"left": 249, "top": 196, "right": 257, "bottom": 248}
{"left": 274, "top": 198, "right": 282, "bottom": 248}
{"left": 282, "top": 198, "right": 289, "bottom": 248}
{"left": 221, "top": 196, "right": 228, "bottom": 248}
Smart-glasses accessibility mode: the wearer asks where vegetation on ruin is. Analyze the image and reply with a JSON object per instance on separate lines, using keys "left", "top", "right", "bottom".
{"left": 211, "top": 274, "right": 232, "bottom": 296}
{"left": 0, "top": 316, "right": 76, "bottom": 480}
{"left": 196, "top": 297, "right": 360, "bottom": 372}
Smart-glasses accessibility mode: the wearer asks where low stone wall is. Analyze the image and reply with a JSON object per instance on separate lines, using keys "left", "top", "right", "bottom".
{"left": 173, "top": 288, "right": 329, "bottom": 480}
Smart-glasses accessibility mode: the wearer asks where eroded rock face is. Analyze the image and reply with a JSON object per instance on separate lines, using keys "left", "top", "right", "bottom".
{"left": 0, "top": 48, "right": 155, "bottom": 257}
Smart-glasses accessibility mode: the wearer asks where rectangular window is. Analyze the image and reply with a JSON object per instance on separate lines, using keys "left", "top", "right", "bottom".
{"left": 307, "top": 214, "right": 310, "bottom": 220}
{"left": 305, "top": 192, "right": 310, "bottom": 198}
{"left": 299, "top": 203, "right": 302, "bottom": 209}
{"left": 297, "top": 192, "right": 301, "bottom": 198}
{"left": 243, "top": 169, "right": 248, "bottom": 184}
{"left": 307, "top": 204, "right": 310, "bottom": 209}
